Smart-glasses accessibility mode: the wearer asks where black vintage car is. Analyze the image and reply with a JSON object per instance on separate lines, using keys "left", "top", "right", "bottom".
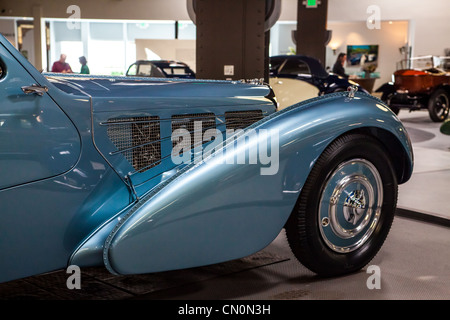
{"left": 126, "top": 60, "right": 195, "bottom": 79}
{"left": 269, "top": 55, "right": 366, "bottom": 109}
{"left": 125, "top": 60, "right": 166, "bottom": 78}
{"left": 151, "top": 60, "right": 196, "bottom": 78}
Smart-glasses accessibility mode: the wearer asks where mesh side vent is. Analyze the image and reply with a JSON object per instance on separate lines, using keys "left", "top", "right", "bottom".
{"left": 107, "top": 116, "right": 161, "bottom": 172}
{"left": 171, "top": 113, "right": 216, "bottom": 151}
{"left": 225, "top": 110, "right": 263, "bottom": 130}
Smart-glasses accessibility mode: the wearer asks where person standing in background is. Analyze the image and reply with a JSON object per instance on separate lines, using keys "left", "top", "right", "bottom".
{"left": 51, "top": 54, "right": 72, "bottom": 73}
{"left": 79, "top": 56, "right": 90, "bottom": 74}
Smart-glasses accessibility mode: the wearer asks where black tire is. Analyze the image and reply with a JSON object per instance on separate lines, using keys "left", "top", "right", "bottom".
{"left": 381, "top": 92, "right": 400, "bottom": 115}
{"left": 428, "top": 89, "right": 449, "bottom": 122}
{"left": 285, "top": 134, "right": 397, "bottom": 277}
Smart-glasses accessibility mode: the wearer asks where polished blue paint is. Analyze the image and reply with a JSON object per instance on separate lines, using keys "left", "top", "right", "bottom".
{"left": 101, "top": 92, "right": 413, "bottom": 274}
{"left": 0, "top": 42, "right": 80, "bottom": 190}
{"left": 0, "top": 34, "right": 413, "bottom": 283}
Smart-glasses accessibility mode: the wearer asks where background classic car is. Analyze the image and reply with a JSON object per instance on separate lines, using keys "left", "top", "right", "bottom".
{"left": 151, "top": 60, "right": 196, "bottom": 78}
{"left": 126, "top": 60, "right": 196, "bottom": 79}
{"left": 0, "top": 34, "right": 413, "bottom": 283}
{"left": 376, "top": 56, "right": 450, "bottom": 122}
{"left": 269, "top": 55, "right": 366, "bottom": 109}
{"left": 125, "top": 60, "right": 166, "bottom": 78}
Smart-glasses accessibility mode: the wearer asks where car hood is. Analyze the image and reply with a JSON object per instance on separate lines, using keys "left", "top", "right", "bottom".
{"left": 44, "top": 73, "right": 271, "bottom": 100}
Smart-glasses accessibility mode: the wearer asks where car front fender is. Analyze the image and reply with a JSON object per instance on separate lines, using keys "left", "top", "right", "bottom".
{"left": 70, "top": 92, "right": 413, "bottom": 275}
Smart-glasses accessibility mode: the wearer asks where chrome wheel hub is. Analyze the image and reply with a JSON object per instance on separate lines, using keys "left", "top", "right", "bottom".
{"left": 343, "top": 189, "right": 366, "bottom": 225}
{"left": 318, "top": 159, "right": 383, "bottom": 253}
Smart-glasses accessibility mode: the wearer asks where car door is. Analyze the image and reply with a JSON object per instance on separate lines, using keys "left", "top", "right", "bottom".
{"left": 0, "top": 43, "right": 80, "bottom": 190}
{"left": 0, "top": 40, "right": 83, "bottom": 282}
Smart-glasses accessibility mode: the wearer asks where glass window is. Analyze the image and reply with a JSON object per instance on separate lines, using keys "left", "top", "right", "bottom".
{"left": 138, "top": 64, "right": 152, "bottom": 76}
{"left": 47, "top": 19, "right": 182, "bottom": 75}
{"left": 162, "top": 67, "right": 173, "bottom": 75}
{"left": 58, "top": 41, "right": 83, "bottom": 73}
{"left": 269, "top": 58, "right": 285, "bottom": 73}
{"left": 127, "top": 21, "right": 175, "bottom": 40}
{"left": 126, "top": 41, "right": 137, "bottom": 70}
{"left": 172, "top": 67, "right": 187, "bottom": 75}
{"left": 270, "top": 22, "right": 296, "bottom": 56}
{"left": 127, "top": 63, "right": 137, "bottom": 76}
{"left": 90, "top": 22, "right": 124, "bottom": 41}
{"left": 89, "top": 40, "right": 125, "bottom": 75}
{"left": 178, "top": 21, "right": 196, "bottom": 40}
{"left": 280, "top": 59, "right": 311, "bottom": 76}
{"left": 53, "top": 21, "right": 81, "bottom": 41}
{"left": 137, "top": 63, "right": 165, "bottom": 78}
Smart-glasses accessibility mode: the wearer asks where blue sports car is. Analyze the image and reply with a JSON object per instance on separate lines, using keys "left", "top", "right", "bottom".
{"left": 0, "top": 34, "right": 413, "bottom": 284}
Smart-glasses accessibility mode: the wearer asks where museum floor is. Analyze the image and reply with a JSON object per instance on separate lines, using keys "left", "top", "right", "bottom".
{"left": 0, "top": 109, "right": 449, "bottom": 301}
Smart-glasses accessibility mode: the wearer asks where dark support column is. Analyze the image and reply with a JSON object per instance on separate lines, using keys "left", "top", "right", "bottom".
{"left": 295, "top": 0, "right": 329, "bottom": 65}
{"left": 195, "top": 0, "right": 266, "bottom": 80}
{"left": 264, "top": 30, "right": 270, "bottom": 83}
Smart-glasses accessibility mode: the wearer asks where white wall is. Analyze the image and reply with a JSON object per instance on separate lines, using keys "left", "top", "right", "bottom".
{"left": 135, "top": 39, "right": 196, "bottom": 71}
{"left": 328, "top": 0, "right": 450, "bottom": 57}
{"left": 270, "top": 21, "right": 296, "bottom": 56}
{"left": 280, "top": 0, "right": 450, "bottom": 57}
{"left": 325, "top": 20, "right": 409, "bottom": 87}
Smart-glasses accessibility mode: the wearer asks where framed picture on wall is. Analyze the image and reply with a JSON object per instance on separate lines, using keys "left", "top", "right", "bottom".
{"left": 346, "top": 45, "right": 379, "bottom": 67}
